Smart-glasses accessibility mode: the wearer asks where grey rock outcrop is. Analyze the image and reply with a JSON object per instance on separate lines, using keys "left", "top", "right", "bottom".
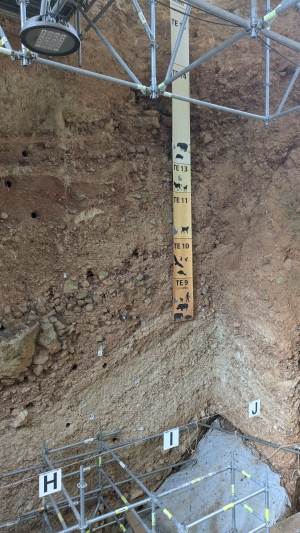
{"left": 0, "top": 323, "right": 40, "bottom": 379}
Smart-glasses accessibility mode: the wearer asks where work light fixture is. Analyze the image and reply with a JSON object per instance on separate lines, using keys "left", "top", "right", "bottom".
{"left": 20, "top": 15, "right": 80, "bottom": 56}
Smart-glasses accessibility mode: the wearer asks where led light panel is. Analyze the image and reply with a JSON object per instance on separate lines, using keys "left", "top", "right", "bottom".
{"left": 20, "top": 17, "right": 80, "bottom": 56}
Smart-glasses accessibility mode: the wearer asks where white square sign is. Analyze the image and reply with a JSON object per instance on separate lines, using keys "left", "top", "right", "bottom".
{"left": 39, "top": 468, "right": 62, "bottom": 497}
{"left": 249, "top": 399, "right": 261, "bottom": 419}
{"left": 164, "top": 428, "right": 179, "bottom": 450}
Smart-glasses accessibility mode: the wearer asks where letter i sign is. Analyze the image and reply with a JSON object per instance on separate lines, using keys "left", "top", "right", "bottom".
{"left": 163, "top": 428, "right": 179, "bottom": 450}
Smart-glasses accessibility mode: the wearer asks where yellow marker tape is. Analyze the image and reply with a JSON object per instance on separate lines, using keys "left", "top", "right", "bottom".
{"left": 57, "top": 513, "right": 64, "bottom": 523}
{"left": 116, "top": 506, "right": 128, "bottom": 514}
{"left": 121, "top": 495, "right": 128, "bottom": 504}
{"left": 244, "top": 504, "right": 253, "bottom": 514}
{"left": 223, "top": 503, "right": 234, "bottom": 512}
{"left": 164, "top": 92, "right": 172, "bottom": 98}
{"left": 241, "top": 470, "right": 251, "bottom": 479}
{"left": 138, "top": 12, "right": 146, "bottom": 24}
{"left": 264, "top": 9, "right": 277, "bottom": 22}
{"left": 158, "top": 82, "right": 165, "bottom": 90}
{"left": 265, "top": 508, "right": 270, "bottom": 522}
{"left": 120, "top": 525, "right": 126, "bottom": 532}
{"left": 137, "top": 85, "right": 147, "bottom": 91}
{"left": 231, "top": 484, "right": 235, "bottom": 496}
{"left": 191, "top": 477, "right": 202, "bottom": 484}
{"left": 152, "top": 513, "right": 156, "bottom": 526}
{"left": 163, "top": 508, "right": 173, "bottom": 519}
{"left": 98, "top": 457, "right": 102, "bottom": 466}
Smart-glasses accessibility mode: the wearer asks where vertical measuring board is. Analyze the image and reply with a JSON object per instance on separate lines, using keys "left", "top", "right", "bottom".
{"left": 171, "top": 0, "right": 193, "bottom": 322}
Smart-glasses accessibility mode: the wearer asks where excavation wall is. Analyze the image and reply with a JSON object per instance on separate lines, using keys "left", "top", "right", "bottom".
{"left": 1, "top": 0, "right": 300, "bottom": 527}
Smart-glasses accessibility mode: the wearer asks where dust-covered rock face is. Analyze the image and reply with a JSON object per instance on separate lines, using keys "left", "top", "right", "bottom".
{"left": 1, "top": 0, "right": 300, "bottom": 527}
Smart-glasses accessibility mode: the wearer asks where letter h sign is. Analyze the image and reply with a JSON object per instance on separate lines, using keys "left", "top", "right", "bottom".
{"left": 39, "top": 468, "right": 62, "bottom": 497}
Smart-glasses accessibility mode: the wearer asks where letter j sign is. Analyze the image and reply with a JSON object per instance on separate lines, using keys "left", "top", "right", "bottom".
{"left": 39, "top": 468, "right": 62, "bottom": 497}
{"left": 248, "top": 399, "right": 261, "bottom": 419}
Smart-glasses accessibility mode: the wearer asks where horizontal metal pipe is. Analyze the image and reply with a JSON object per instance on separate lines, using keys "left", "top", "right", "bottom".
{"left": 48, "top": 437, "right": 97, "bottom": 455}
{"left": 157, "top": 465, "right": 230, "bottom": 498}
{"left": 163, "top": 29, "right": 246, "bottom": 87}
{"left": 163, "top": 91, "right": 266, "bottom": 120}
{"left": 261, "top": 28, "right": 300, "bottom": 53}
{"left": 247, "top": 524, "right": 268, "bottom": 533}
{"left": 270, "top": 104, "right": 300, "bottom": 120}
{"left": 237, "top": 502, "right": 264, "bottom": 524}
{"left": 48, "top": 430, "right": 119, "bottom": 455}
{"left": 234, "top": 465, "right": 264, "bottom": 488}
{"left": 186, "top": 488, "right": 265, "bottom": 528}
{"left": 0, "top": 44, "right": 13, "bottom": 56}
{"left": 34, "top": 57, "right": 147, "bottom": 92}
{"left": 186, "top": 0, "right": 249, "bottom": 28}
{"left": 261, "top": 0, "right": 299, "bottom": 23}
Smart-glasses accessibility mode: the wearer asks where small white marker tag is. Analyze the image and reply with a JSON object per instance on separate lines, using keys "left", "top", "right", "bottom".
{"left": 164, "top": 428, "right": 179, "bottom": 450}
{"left": 249, "top": 399, "right": 260, "bottom": 418}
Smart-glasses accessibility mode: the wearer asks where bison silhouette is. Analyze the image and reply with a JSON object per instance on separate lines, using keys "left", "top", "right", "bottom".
{"left": 176, "top": 303, "right": 188, "bottom": 311}
{"left": 177, "top": 142, "right": 188, "bottom": 152}
{"left": 174, "top": 312, "right": 183, "bottom": 320}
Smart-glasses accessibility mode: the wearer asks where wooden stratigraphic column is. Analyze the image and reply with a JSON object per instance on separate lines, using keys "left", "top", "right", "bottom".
{"left": 171, "top": 0, "right": 193, "bottom": 321}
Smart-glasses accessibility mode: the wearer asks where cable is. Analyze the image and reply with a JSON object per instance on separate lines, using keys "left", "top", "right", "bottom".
{"left": 258, "top": 35, "right": 300, "bottom": 66}
{"left": 157, "top": 0, "right": 243, "bottom": 27}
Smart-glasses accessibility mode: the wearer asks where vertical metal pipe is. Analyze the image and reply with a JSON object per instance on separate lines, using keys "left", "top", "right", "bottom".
{"left": 264, "top": 0, "right": 271, "bottom": 123}
{"left": 42, "top": 440, "right": 47, "bottom": 533}
{"left": 250, "top": 0, "right": 258, "bottom": 37}
{"left": 149, "top": 0, "right": 157, "bottom": 98}
{"left": 19, "top": 0, "right": 29, "bottom": 65}
{"left": 75, "top": 9, "right": 82, "bottom": 67}
{"left": 231, "top": 452, "right": 236, "bottom": 532}
{"left": 151, "top": 497, "right": 156, "bottom": 533}
{"left": 40, "top": 0, "right": 47, "bottom": 16}
{"left": 79, "top": 466, "right": 86, "bottom": 531}
{"left": 265, "top": 472, "right": 270, "bottom": 533}
{"left": 93, "top": 428, "right": 103, "bottom": 519}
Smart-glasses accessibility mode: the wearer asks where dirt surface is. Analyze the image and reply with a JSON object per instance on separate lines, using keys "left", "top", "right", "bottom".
{"left": 1, "top": 0, "right": 300, "bottom": 530}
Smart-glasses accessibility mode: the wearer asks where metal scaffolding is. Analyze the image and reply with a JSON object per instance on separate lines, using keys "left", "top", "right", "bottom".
{"left": 1, "top": 420, "right": 294, "bottom": 533}
{"left": 0, "top": 0, "right": 300, "bottom": 122}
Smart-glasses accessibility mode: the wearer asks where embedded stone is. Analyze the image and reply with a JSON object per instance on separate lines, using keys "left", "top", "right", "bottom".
{"left": 63, "top": 279, "right": 78, "bottom": 294}
{"left": 37, "top": 325, "right": 61, "bottom": 355}
{"left": 33, "top": 364, "right": 43, "bottom": 376}
{"left": 13, "top": 409, "right": 29, "bottom": 428}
